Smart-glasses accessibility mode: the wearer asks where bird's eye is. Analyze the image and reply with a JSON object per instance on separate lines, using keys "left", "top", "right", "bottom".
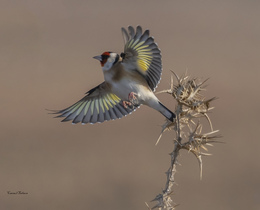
{"left": 101, "top": 55, "right": 109, "bottom": 61}
{"left": 120, "top": 53, "right": 126, "bottom": 59}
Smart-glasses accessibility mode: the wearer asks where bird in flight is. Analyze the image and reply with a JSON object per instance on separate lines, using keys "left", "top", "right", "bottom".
{"left": 53, "top": 26, "right": 175, "bottom": 124}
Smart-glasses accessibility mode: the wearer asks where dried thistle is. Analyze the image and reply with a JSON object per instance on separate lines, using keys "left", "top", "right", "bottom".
{"left": 150, "top": 71, "right": 221, "bottom": 210}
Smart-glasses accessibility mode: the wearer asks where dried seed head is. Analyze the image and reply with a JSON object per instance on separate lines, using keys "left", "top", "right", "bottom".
{"left": 152, "top": 71, "right": 221, "bottom": 209}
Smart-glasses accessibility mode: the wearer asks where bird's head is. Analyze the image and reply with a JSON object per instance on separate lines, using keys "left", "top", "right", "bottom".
{"left": 93, "top": 51, "right": 120, "bottom": 71}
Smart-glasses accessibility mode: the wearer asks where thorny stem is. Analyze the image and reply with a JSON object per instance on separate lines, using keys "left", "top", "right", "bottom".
{"left": 175, "top": 104, "right": 182, "bottom": 143}
{"left": 149, "top": 72, "right": 220, "bottom": 210}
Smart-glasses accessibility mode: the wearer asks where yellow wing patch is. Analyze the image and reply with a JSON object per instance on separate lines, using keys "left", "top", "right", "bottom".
{"left": 138, "top": 59, "right": 149, "bottom": 71}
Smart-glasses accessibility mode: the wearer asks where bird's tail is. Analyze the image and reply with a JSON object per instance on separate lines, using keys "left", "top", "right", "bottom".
{"left": 158, "top": 102, "right": 176, "bottom": 122}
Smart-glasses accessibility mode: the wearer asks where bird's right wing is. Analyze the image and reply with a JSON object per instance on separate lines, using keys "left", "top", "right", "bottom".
{"left": 121, "top": 26, "right": 162, "bottom": 91}
{"left": 54, "top": 82, "right": 136, "bottom": 124}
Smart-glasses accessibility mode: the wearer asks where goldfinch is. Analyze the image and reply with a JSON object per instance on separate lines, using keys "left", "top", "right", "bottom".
{"left": 54, "top": 26, "right": 175, "bottom": 124}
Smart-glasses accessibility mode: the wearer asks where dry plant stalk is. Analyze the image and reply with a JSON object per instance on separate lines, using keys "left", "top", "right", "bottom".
{"left": 149, "top": 71, "right": 220, "bottom": 210}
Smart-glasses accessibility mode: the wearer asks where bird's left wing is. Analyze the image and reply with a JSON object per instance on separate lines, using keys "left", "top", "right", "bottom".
{"left": 54, "top": 82, "right": 136, "bottom": 124}
{"left": 121, "top": 25, "right": 162, "bottom": 91}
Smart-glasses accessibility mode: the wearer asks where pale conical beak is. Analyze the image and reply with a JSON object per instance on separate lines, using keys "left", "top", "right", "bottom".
{"left": 93, "top": 55, "right": 102, "bottom": 61}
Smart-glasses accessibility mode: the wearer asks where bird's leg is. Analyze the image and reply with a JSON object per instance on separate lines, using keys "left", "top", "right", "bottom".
{"left": 128, "top": 92, "right": 137, "bottom": 100}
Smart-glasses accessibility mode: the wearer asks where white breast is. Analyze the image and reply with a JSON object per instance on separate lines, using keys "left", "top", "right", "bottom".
{"left": 112, "top": 78, "right": 157, "bottom": 106}
{"left": 111, "top": 77, "right": 138, "bottom": 100}
{"left": 103, "top": 63, "right": 157, "bottom": 105}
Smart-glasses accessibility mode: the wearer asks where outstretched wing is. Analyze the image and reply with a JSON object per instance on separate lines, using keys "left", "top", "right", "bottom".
{"left": 121, "top": 25, "right": 162, "bottom": 91}
{"left": 54, "top": 82, "right": 136, "bottom": 124}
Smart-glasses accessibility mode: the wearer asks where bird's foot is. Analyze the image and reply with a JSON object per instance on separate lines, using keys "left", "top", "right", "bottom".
{"left": 128, "top": 92, "right": 138, "bottom": 105}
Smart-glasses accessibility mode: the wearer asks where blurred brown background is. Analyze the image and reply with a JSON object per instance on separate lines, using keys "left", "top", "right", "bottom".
{"left": 0, "top": 0, "right": 259, "bottom": 209}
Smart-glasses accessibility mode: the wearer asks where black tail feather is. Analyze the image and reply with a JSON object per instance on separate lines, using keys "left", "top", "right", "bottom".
{"left": 159, "top": 102, "right": 176, "bottom": 122}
